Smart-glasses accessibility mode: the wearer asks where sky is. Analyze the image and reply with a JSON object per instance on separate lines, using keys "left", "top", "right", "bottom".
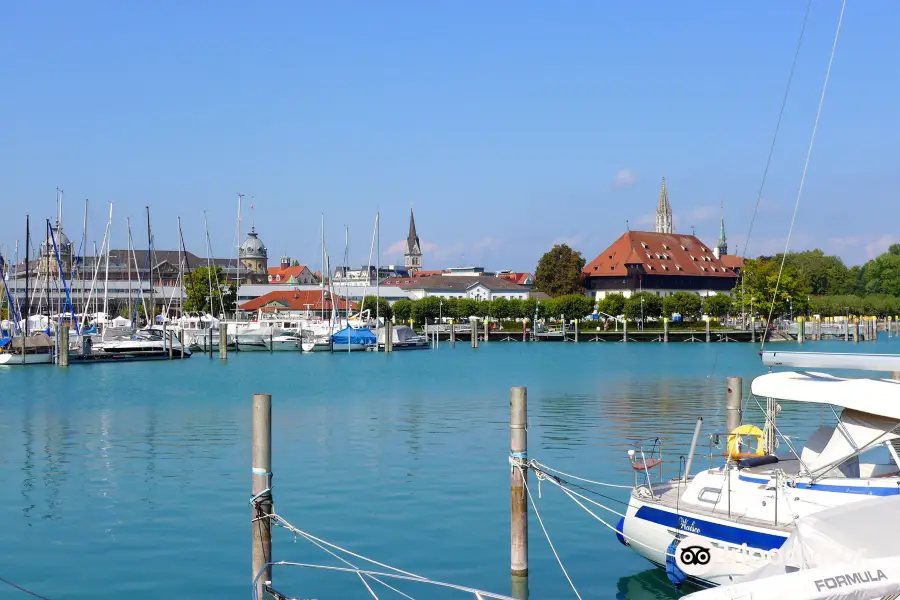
{"left": 2, "top": 1, "right": 898, "bottom": 272}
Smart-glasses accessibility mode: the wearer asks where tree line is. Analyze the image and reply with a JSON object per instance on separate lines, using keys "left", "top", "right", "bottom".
{"left": 366, "top": 295, "right": 595, "bottom": 325}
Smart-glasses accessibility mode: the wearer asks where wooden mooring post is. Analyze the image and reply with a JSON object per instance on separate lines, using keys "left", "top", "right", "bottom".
{"left": 484, "top": 318, "right": 489, "bottom": 344}
{"left": 726, "top": 376, "right": 742, "bottom": 432}
{"left": 220, "top": 323, "right": 228, "bottom": 360}
{"left": 471, "top": 318, "right": 478, "bottom": 349}
{"left": 854, "top": 319, "right": 860, "bottom": 344}
{"left": 385, "top": 320, "right": 393, "bottom": 353}
{"left": 798, "top": 318, "right": 805, "bottom": 344}
{"left": 574, "top": 319, "right": 579, "bottom": 343}
{"left": 209, "top": 328, "right": 214, "bottom": 358}
{"left": 751, "top": 318, "right": 755, "bottom": 344}
{"left": 705, "top": 316, "right": 711, "bottom": 343}
{"left": 623, "top": 319, "right": 628, "bottom": 343}
{"left": 510, "top": 386, "right": 529, "bottom": 598}
{"left": 251, "top": 393, "right": 273, "bottom": 599}
{"left": 449, "top": 321, "right": 455, "bottom": 346}
{"left": 663, "top": 318, "right": 669, "bottom": 343}
{"left": 58, "top": 326, "right": 69, "bottom": 367}
{"left": 179, "top": 330, "right": 185, "bottom": 359}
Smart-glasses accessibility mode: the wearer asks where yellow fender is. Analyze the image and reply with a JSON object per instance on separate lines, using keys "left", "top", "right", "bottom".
{"left": 726, "top": 424, "right": 764, "bottom": 460}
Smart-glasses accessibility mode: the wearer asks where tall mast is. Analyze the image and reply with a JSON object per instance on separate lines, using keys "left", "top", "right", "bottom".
{"left": 376, "top": 210, "right": 380, "bottom": 329}
{"left": 45, "top": 219, "right": 50, "bottom": 323}
{"left": 177, "top": 216, "right": 184, "bottom": 317}
{"left": 127, "top": 217, "right": 132, "bottom": 321}
{"left": 321, "top": 213, "right": 325, "bottom": 322}
{"left": 103, "top": 203, "right": 113, "bottom": 337}
{"left": 146, "top": 206, "right": 153, "bottom": 324}
{"left": 24, "top": 215, "right": 29, "bottom": 336}
{"left": 81, "top": 198, "right": 88, "bottom": 317}
{"left": 235, "top": 193, "right": 243, "bottom": 320}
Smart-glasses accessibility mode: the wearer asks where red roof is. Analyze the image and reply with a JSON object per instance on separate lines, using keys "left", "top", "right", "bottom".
{"left": 499, "top": 272, "right": 532, "bottom": 285}
{"left": 411, "top": 270, "right": 446, "bottom": 277}
{"left": 267, "top": 265, "right": 311, "bottom": 282}
{"left": 720, "top": 255, "right": 744, "bottom": 270}
{"left": 239, "top": 290, "right": 357, "bottom": 312}
{"left": 583, "top": 231, "right": 737, "bottom": 279}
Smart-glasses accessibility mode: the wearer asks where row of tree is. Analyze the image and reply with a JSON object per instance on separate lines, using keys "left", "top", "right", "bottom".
{"left": 377, "top": 295, "right": 596, "bottom": 325}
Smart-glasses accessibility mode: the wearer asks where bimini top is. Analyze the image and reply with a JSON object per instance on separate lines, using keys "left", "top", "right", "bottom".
{"left": 751, "top": 371, "right": 900, "bottom": 420}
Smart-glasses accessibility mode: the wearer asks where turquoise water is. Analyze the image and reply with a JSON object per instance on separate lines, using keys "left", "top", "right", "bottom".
{"left": 1, "top": 338, "right": 897, "bottom": 599}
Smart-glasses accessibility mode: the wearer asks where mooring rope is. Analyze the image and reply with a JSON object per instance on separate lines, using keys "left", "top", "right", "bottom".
{"left": 518, "top": 464, "right": 583, "bottom": 600}
{"left": 260, "top": 512, "right": 512, "bottom": 599}
{"left": 529, "top": 460, "right": 633, "bottom": 489}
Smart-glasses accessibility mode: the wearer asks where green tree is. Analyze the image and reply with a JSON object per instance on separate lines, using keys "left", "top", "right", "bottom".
{"left": 624, "top": 292, "right": 662, "bottom": 323}
{"left": 411, "top": 297, "right": 442, "bottom": 325}
{"left": 507, "top": 298, "right": 524, "bottom": 319}
{"left": 555, "top": 294, "right": 595, "bottom": 320}
{"left": 360, "top": 295, "right": 393, "bottom": 320}
{"left": 735, "top": 259, "right": 810, "bottom": 321}
{"left": 779, "top": 250, "right": 852, "bottom": 295}
{"left": 391, "top": 299, "right": 413, "bottom": 323}
{"left": 521, "top": 298, "right": 538, "bottom": 321}
{"left": 703, "top": 294, "right": 733, "bottom": 318}
{"left": 533, "top": 244, "right": 586, "bottom": 297}
{"left": 491, "top": 297, "right": 511, "bottom": 319}
{"left": 664, "top": 291, "right": 702, "bottom": 321}
{"left": 861, "top": 251, "right": 900, "bottom": 296}
{"left": 596, "top": 293, "right": 626, "bottom": 318}
{"left": 292, "top": 259, "right": 300, "bottom": 267}
{"left": 456, "top": 298, "right": 479, "bottom": 320}
{"left": 184, "top": 265, "right": 230, "bottom": 314}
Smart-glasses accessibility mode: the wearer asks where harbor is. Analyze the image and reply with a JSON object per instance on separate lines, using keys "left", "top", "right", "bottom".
{"left": 1, "top": 336, "right": 899, "bottom": 599}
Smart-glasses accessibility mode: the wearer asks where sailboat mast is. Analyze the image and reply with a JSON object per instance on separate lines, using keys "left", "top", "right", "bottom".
{"left": 103, "top": 203, "right": 113, "bottom": 338}
{"left": 24, "top": 215, "right": 29, "bottom": 336}
{"left": 376, "top": 211, "right": 380, "bottom": 329}
{"left": 44, "top": 218, "right": 50, "bottom": 323}
{"left": 146, "top": 206, "right": 153, "bottom": 324}
{"left": 177, "top": 217, "right": 184, "bottom": 317}
{"left": 235, "top": 193, "right": 243, "bottom": 320}
{"left": 81, "top": 198, "right": 88, "bottom": 318}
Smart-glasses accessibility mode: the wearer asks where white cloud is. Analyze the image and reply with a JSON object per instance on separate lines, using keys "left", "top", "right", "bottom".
{"left": 613, "top": 169, "right": 637, "bottom": 187}
{"left": 686, "top": 205, "right": 718, "bottom": 223}
{"left": 865, "top": 235, "right": 900, "bottom": 259}
{"left": 632, "top": 213, "right": 655, "bottom": 228}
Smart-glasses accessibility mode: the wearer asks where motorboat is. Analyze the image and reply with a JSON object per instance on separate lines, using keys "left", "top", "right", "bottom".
{"left": 0, "top": 332, "right": 54, "bottom": 365}
{"left": 89, "top": 327, "right": 192, "bottom": 360}
{"left": 265, "top": 333, "right": 303, "bottom": 351}
{"left": 376, "top": 325, "right": 428, "bottom": 350}
{"left": 619, "top": 351, "right": 900, "bottom": 589}
{"left": 684, "top": 495, "right": 900, "bottom": 600}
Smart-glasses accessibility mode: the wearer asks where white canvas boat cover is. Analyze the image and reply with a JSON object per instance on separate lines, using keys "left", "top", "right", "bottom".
{"left": 111, "top": 316, "right": 130, "bottom": 327}
{"left": 799, "top": 409, "right": 900, "bottom": 478}
{"left": 751, "top": 372, "right": 900, "bottom": 420}
{"left": 376, "top": 325, "right": 421, "bottom": 344}
{"left": 684, "top": 496, "right": 900, "bottom": 600}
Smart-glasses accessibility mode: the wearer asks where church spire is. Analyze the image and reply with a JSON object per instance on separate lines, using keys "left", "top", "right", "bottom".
{"left": 715, "top": 201, "right": 728, "bottom": 258}
{"left": 404, "top": 206, "right": 422, "bottom": 274}
{"left": 655, "top": 177, "right": 673, "bottom": 234}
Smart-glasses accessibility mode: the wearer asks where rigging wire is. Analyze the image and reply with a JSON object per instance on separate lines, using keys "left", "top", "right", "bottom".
{"left": 0, "top": 575, "right": 52, "bottom": 600}
{"left": 761, "top": 0, "right": 847, "bottom": 352}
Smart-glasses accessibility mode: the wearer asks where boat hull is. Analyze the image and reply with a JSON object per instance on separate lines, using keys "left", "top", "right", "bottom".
{"left": 331, "top": 342, "right": 371, "bottom": 352}
{"left": 0, "top": 352, "right": 53, "bottom": 365}
{"left": 622, "top": 495, "right": 788, "bottom": 587}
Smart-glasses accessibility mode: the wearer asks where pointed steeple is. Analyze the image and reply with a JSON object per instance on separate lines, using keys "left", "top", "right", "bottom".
{"left": 655, "top": 177, "right": 673, "bottom": 234}
{"left": 404, "top": 206, "right": 422, "bottom": 274}
{"left": 715, "top": 201, "right": 728, "bottom": 258}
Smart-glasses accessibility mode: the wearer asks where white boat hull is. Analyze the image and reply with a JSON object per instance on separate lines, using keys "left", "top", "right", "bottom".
{"left": 331, "top": 342, "right": 370, "bottom": 352}
{"left": 0, "top": 352, "right": 53, "bottom": 365}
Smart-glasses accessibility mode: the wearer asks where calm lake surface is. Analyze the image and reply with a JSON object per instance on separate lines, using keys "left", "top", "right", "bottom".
{"left": 1, "top": 337, "right": 897, "bottom": 599}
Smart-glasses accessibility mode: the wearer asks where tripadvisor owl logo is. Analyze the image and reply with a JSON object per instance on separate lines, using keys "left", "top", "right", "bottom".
{"left": 675, "top": 534, "right": 718, "bottom": 578}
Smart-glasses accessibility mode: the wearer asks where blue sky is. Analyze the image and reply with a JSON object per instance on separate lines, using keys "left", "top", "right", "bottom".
{"left": 2, "top": 1, "right": 897, "bottom": 272}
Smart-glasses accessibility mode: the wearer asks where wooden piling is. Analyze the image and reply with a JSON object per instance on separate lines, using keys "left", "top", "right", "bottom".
{"left": 726, "top": 376, "right": 742, "bottom": 433}
{"left": 484, "top": 318, "right": 489, "bottom": 343}
{"left": 220, "top": 323, "right": 228, "bottom": 360}
{"left": 751, "top": 317, "right": 755, "bottom": 344}
{"left": 798, "top": 318, "right": 804, "bottom": 344}
{"left": 251, "top": 393, "right": 273, "bottom": 599}
{"left": 510, "top": 386, "right": 528, "bottom": 579}
{"left": 854, "top": 319, "right": 860, "bottom": 344}
{"left": 663, "top": 318, "right": 669, "bottom": 343}
{"left": 471, "top": 318, "right": 478, "bottom": 348}
{"left": 449, "top": 321, "right": 455, "bottom": 346}
{"left": 179, "top": 330, "right": 185, "bottom": 359}
{"left": 385, "top": 320, "right": 393, "bottom": 353}
{"left": 58, "top": 326, "right": 69, "bottom": 367}
{"left": 522, "top": 320, "right": 526, "bottom": 343}
{"left": 209, "top": 328, "right": 214, "bottom": 358}
{"left": 623, "top": 319, "right": 628, "bottom": 343}
{"left": 574, "top": 319, "right": 579, "bottom": 343}
{"left": 705, "top": 316, "right": 711, "bottom": 343}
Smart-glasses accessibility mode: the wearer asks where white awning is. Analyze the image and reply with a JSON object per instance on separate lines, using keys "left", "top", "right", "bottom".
{"left": 750, "top": 371, "right": 900, "bottom": 419}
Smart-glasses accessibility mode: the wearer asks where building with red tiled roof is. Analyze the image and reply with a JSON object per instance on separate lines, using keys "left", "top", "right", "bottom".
{"left": 582, "top": 231, "right": 739, "bottom": 301}
{"left": 498, "top": 271, "right": 534, "bottom": 286}
{"left": 267, "top": 257, "right": 317, "bottom": 285}
{"left": 238, "top": 289, "right": 357, "bottom": 316}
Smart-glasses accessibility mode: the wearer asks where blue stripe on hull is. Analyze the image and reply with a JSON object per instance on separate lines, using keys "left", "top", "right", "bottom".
{"left": 634, "top": 505, "right": 787, "bottom": 550}
{"left": 738, "top": 473, "right": 900, "bottom": 496}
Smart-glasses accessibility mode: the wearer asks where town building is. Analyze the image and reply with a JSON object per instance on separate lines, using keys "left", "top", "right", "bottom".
{"left": 238, "top": 226, "right": 268, "bottom": 283}
{"left": 237, "top": 289, "right": 357, "bottom": 318}
{"left": 267, "top": 257, "right": 317, "bottom": 285}
{"left": 381, "top": 275, "right": 531, "bottom": 301}
{"left": 582, "top": 178, "right": 742, "bottom": 301}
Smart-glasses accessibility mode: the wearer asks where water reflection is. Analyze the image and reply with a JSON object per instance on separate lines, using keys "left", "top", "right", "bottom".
{"left": 615, "top": 569, "right": 682, "bottom": 600}
{"left": 20, "top": 401, "right": 35, "bottom": 522}
{"left": 42, "top": 409, "right": 71, "bottom": 520}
